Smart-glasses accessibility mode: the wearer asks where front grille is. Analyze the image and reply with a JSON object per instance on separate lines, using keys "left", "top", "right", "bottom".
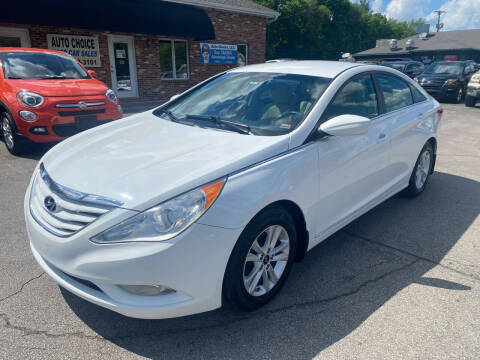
{"left": 52, "top": 120, "right": 112, "bottom": 137}
{"left": 58, "top": 109, "right": 105, "bottom": 117}
{"left": 29, "top": 164, "right": 122, "bottom": 237}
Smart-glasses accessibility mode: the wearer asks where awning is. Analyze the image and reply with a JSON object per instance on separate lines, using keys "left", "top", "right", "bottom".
{"left": 1, "top": 0, "right": 215, "bottom": 40}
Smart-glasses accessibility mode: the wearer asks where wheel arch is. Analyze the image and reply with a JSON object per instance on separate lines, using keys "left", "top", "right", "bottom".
{"left": 427, "top": 136, "right": 437, "bottom": 174}
{"left": 244, "top": 200, "right": 309, "bottom": 262}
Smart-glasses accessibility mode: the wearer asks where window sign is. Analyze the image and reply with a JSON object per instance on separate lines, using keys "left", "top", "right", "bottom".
{"left": 200, "top": 42, "right": 237, "bottom": 65}
{"left": 47, "top": 34, "right": 100, "bottom": 67}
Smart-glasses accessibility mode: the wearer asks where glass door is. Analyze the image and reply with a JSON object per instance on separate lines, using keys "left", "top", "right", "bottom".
{"left": 108, "top": 35, "right": 138, "bottom": 98}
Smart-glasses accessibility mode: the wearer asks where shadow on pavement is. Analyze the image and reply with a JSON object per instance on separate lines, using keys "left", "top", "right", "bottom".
{"left": 62, "top": 171, "right": 479, "bottom": 359}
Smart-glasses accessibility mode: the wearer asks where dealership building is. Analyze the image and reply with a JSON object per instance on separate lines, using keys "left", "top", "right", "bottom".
{"left": 0, "top": 0, "right": 278, "bottom": 102}
{"left": 354, "top": 29, "right": 480, "bottom": 63}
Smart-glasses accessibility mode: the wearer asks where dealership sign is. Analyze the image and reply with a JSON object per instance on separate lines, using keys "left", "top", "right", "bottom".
{"left": 200, "top": 42, "right": 237, "bottom": 65}
{"left": 47, "top": 34, "right": 101, "bottom": 67}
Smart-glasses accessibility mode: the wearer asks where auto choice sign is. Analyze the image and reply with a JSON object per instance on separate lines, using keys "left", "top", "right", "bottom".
{"left": 47, "top": 34, "right": 101, "bottom": 67}
{"left": 200, "top": 42, "right": 237, "bottom": 65}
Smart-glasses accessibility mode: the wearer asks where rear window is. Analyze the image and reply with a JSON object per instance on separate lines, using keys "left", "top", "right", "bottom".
{"left": 0, "top": 52, "right": 89, "bottom": 80}
{"left": 411, "top": 86, "right": 427, "bottom": 103}
{"left": 377, "top": 73, "right": 413, "bottom": 112}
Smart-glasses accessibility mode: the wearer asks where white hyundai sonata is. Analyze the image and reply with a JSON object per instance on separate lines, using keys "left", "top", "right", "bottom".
{"left": 25, "top": 61, "right": 442, "bottom": 319}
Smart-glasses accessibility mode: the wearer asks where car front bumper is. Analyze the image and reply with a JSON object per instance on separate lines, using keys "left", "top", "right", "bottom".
{"left": 421, "top": 84, "right": 461, "bottom": 100}
{"left": 25, "top": 192, "right": 242, "bottom": 319}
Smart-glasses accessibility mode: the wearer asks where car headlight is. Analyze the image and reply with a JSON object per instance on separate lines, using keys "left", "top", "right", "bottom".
{"left": 91, "top": 178, "right": 226, "bottom": 243}
{"left": 470, "top": 76, "right": 480, "bottom": 84}
{"left": 17, "top": 91, "right": 44, "bottom": 108}
{"left": 413, "top": 77, "right": 419, "bottom": 82}
{"left": 445, "top": 78, "right": 458, "bottom": 85}
{"left": 106, "top": 89, "right": 118, "bottom": 103}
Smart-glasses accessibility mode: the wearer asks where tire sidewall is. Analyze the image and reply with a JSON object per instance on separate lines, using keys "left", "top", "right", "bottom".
{"left": 224, "top": 206, "right": 297, "bottom": 310}
{"left": 410, "top": 142, "right": 433, "bottom": 194}
{"left": 1, "top": 112, "right": 16, "bottom": 152}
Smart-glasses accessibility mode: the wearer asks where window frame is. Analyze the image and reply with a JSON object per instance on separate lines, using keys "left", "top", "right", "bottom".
{"left": 158, "top": 38, "right": 189, "bottom": 80}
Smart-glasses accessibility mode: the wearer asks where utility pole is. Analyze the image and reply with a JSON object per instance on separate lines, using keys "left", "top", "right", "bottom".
{"left": 434, "top": 10, "right": 446, "bottom": 32}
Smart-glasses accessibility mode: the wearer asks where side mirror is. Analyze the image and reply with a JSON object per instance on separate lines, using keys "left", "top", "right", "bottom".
{"left": 319, "top": 114, "right": 371, "bottom": 137}
{"left": 87, "top": 70, "right": 97, "bottom": 78}
{"left": 170, "top": 94, "right": 181, "bottom": 101}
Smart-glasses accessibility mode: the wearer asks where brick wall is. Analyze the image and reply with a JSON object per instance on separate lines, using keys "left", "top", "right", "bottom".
{"left": 0, "top": 7, "right": 267, "bottom": 102}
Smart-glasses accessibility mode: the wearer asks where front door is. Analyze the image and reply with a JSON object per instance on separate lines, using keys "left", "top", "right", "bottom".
{"left": 312, "top": 73, "right": 392, "bottom": 241}
{"left": 0, "top": 27, "right": 31, "bottom": 47}
{"left": 108, "top": 35, "right": 138, "bottom": 98}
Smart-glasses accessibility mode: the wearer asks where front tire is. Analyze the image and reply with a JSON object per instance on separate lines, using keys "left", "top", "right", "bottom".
{"left": 223, "top": 206, "right": 297, "bottom": 311}
{"left": 1, "top": 112, "right": 28, "bottom": 155}
{"left": 402, "top": 142, "right": 433, "bottom": 197}
{"left": 455, "top": 88, "right": 463, "bottom": 103}
{"left": 465, "top": 94, "right": 476, "bottom": 107}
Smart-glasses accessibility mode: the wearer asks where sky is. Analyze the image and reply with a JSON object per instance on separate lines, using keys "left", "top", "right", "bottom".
{"left": 366, "top": 0, "right": 480, "bottom": 31}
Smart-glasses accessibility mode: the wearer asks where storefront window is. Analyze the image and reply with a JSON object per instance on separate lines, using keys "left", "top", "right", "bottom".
{"left": 159, "top": 39, "right": 189, "bottom": 79}
{"left": 238, "top": 44, "right": 248, "bottom": 66}
{"left": 0, "top": 36, "right": 21, "bottom": 47}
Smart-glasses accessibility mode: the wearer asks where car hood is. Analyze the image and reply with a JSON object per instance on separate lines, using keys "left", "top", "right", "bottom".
{"left": 7, "top": 78, "right": 108, "bottom": 97}
{"left": 40, "top": 112, "right": 289, "bottom": 210}
{"left": 417, "top": 73, "right": 459, "bottom": 81}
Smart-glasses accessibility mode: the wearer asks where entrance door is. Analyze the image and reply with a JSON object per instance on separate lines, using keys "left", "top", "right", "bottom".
{"left": 0, "top": 27, "right": 31, "bottom": 47}
{"left": 108, "top": 35, "right": 138, "bottom": 98}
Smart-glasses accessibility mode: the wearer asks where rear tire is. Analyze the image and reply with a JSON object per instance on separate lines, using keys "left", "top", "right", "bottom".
{"left": 1, "top": 112, "right": 29, "bottom": 155}
{"left": 465, "top": 95, "right": 476, "bottom": 107}
{"left": 223, "top": 206, "right": 297, "bottom": 311}
{"left": 401, "top": 142, "right": 433, "bottom": 197}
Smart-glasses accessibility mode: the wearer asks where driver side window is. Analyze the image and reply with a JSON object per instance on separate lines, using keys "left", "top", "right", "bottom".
{"left": 322, "top": 73, "right": 379, "bottom": 121}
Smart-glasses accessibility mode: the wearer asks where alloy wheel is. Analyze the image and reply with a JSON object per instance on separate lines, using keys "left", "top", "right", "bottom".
{"left": 242, "top": 225, "right": 290, "bottom": 297}
{"left": 1, "top": 115, "right": 14, "bottom": 150}
{"left": 457, "top": 88, "right": 463, "bottom": 103}
{"left": 415, "top": 150, "right": 431, "bottom": 189}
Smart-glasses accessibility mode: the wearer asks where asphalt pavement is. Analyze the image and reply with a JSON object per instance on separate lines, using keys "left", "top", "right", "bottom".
{"left": 1, "top": 103, "right": 479, "bottom": 359}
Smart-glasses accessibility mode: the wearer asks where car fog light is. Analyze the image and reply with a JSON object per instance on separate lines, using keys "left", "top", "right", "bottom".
{"left": 118, "top": 284, "right": 175, "bottom": 296}
{"left": 29, "top": 126, "right": 48, "bottom": 135}
{"left": 19, "top": 110, "right": 37, "bottom": 121}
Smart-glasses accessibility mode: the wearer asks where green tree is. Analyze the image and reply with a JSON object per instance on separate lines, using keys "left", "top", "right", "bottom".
{"left": 255, "top": 0, "right": 418, "bottom": 60}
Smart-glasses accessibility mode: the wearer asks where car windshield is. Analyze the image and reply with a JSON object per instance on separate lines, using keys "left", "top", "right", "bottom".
{"left": 154, "top": 72, "right": 331, "bottom": 136}
{"left": 383, "top": 63, "right": 406, "bottom": 71}
{"left": 424, "top": 62, "right": 464, "bottom": 76}
{"left": 0, "top": 52, "right": 89, "bottom": 79}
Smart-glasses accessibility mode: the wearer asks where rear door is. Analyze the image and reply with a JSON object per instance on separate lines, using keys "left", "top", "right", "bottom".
{"left": 312, "top": 73, "right": 393, "bottom": 242}
{"left": 375, "top": 72, "right": 429, "bottom": 188}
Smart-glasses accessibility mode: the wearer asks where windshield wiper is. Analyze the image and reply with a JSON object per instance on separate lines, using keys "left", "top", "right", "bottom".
{"left": 157, "top": 109, "right": 181, "bottom": 123}
{"left": 184, "top": 114, "right": 252, "bottom": 135}
{"left": 38, "top": 75, "right": 67, "bottom": 79}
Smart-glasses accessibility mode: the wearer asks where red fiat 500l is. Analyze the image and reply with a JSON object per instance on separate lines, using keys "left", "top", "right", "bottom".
{"left": 0, "top": 48, "right": 123, "bottom": 155}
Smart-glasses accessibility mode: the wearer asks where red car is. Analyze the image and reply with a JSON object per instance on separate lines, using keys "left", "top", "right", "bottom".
{"left": 0, "top": 48, "right": 123, "bottom": 155}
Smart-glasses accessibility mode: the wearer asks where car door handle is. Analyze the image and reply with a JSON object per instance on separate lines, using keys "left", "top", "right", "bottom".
{"left": 377, "top": 133, "right": 387, "bottom": 142}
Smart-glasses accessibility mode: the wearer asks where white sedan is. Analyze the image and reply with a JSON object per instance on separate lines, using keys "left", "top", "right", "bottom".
{"left": 25, "top": 61, "right": 442, "bottom": 319}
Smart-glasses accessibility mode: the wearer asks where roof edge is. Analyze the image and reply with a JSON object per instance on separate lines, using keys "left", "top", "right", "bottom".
{"left": 163, "top": 0, "right": 280, "bottom": 20}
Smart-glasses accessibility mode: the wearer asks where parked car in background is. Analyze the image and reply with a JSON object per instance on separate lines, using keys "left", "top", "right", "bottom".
{"left": 381, "top": 60, "right": 424, "bottom": 78}
{"left": 26, "top": 61, "right": 442, "bottom": 319}
{"left": 0, "top": 48, "right": 123, "bottom": 155}
{"left": 414, "top": 61, "right": 476, "bottom": 103}
{"left": 465, "top": 70, "right": 480, "bottom": 107}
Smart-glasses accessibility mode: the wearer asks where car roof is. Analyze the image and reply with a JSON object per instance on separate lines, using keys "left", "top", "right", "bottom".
{"left": 229, "top": 60, "right": 361, "bottom": 79}
{"left": 0, "top": 47, "right": 67, "bottom": 56}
